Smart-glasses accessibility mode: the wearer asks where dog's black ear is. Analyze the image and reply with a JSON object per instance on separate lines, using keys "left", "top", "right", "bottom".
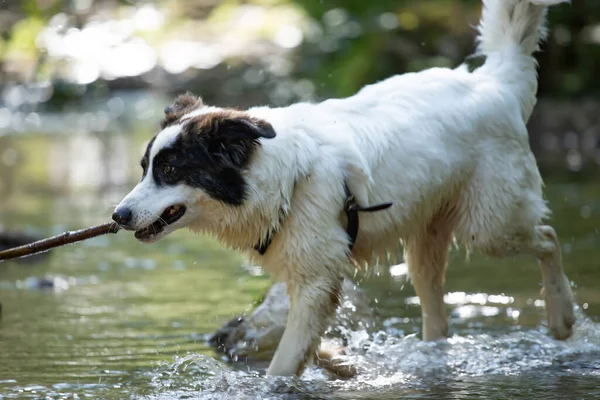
{"left": 189, "top": 112, "right": 275, "bottom": 168}
{"left": 161, "top": 92, "right": 203, "bottom": 128}
{"left": 218, "top": 115, "right": 276, "bottom": 140}
{"left": 212, "top": 115, "right": 276, "bottom": 167}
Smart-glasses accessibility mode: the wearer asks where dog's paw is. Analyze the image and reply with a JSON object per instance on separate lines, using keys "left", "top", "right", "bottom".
{"left": 541, "top": 276, "right": 575, "bottom": 340}
{"left": 548, "top": 304, "right": 575, "bottom": 340}
{"left": 315, "top": 342, "right": 357, "bottom": 379}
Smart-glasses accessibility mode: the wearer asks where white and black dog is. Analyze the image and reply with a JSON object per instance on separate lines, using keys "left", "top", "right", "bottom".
{"left": 113, "top": 0, "right": 574, "bottom": 377}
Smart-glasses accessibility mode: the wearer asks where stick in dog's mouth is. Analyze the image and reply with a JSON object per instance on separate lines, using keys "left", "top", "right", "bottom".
{"left": 134, "top": 205, "right": 186, "bottom": 241}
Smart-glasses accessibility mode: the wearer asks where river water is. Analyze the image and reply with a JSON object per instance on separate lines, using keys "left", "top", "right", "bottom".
{"left": 0, "top": 130, "right": 599, "bottom": 399}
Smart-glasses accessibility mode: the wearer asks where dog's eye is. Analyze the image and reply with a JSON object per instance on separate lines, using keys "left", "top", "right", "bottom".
{"left": 163, "top": 165, "right": 175, "bottom": 174}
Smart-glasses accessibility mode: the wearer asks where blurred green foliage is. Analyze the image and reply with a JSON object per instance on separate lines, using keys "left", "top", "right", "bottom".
{"left": 0, "top": 0, "right": 598, "bottom": 100}
{"left": 289, "top": 0, "right": 599, "bottom": 98}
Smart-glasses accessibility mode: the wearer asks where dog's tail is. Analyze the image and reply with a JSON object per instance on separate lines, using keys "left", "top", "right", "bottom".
{"left": 475, "top": 0, "right": 568, "bottom": 119}
{"left": 476, "top": 0, "right": 567, "bottom": 56}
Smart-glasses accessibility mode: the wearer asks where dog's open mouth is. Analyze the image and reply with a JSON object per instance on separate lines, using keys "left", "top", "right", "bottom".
{"left": 135, "top": 205, "right": 186, "bottom": 241}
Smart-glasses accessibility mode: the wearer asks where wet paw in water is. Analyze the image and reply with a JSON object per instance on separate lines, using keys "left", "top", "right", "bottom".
{"left": 315, "top": 342, "right": 357, "bottom": 379}
{"left": 542, "top": 274, "right": 576, "bottom": 340}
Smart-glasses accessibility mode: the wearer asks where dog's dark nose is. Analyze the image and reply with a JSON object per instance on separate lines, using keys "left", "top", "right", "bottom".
{"left": 112, "top": 207, "right": 132, "bottom": 227}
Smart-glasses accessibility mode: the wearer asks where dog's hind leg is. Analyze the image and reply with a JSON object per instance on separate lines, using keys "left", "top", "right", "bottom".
{"left": 405, "top": 222, "right": 453, "bottom": 341}
{"left": 532, "top": 225, "right": 575, "bottom": 340}
{"left": 483, "top": 225, "right": 575, "bottom": 339}
{"left": 266, "top": 275, "right": 343, "bottom": 376}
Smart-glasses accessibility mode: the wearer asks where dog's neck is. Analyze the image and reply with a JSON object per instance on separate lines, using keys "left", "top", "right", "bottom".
{"left": 253, "top": 181, "right": 393, "bottom": 256}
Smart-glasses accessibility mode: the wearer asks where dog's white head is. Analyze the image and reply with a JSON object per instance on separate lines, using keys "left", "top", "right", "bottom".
{"left": 112, "top": 93, "right": 276, "bottom": 243}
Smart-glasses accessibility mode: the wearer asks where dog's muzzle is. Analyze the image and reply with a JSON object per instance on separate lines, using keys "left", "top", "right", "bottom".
{"left": 137, "top": 205, "right": 186, "bottom": 241}
{"left": 112, "top": 204, "right": 187, "bottom": 241}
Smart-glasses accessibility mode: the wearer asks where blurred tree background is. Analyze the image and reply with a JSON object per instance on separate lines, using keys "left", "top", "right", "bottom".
{"left": 0, "top": 0, "right": 599, "bottom": 174}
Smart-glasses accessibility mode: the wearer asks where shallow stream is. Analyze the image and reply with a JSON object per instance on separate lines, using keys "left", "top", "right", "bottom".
{"left": 0, "top": 131, "right": 599, "bottom": 399}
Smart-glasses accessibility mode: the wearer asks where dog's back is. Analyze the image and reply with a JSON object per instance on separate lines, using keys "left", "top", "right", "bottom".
{"left": 336, "top": 1, "right": 564, "bottom": 263}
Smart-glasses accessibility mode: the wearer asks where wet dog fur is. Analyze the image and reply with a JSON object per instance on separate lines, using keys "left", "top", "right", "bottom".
{"left": 113, "top": 0, "right": 574, "bottom": 377}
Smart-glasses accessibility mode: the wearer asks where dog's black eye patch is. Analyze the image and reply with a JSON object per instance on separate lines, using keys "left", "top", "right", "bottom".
{"left": 150, "top": 143, "right": 247, "bottom": 205}
{"left": 140, "top": 136, "right": 156, "bottom": 179}
{"left": 152, "top": 151, "right": 186, "bottom": 186}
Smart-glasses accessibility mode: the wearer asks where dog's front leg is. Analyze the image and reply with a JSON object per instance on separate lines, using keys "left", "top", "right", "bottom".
{"left": 266, "top": 276, "right": 342, "bottom": 376}
{"left": 405, "top": 226, "right": 452, "bottom": 341}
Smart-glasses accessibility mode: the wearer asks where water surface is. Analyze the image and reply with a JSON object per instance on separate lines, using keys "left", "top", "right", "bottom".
{"left": 0, "top": 132, "right": 599, "bottom": 399}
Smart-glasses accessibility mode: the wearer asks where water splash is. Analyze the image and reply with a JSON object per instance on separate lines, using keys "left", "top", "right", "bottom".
{"left": 143, "top": 309, "right": 600, "bottom": 399}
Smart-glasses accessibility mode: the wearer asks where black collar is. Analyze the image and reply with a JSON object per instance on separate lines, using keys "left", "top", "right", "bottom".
{"left": 254, "top": 229, "right": 275, "bottom": 255}
{"left": 254, "top": 182, "right": 392, "bottom": 255}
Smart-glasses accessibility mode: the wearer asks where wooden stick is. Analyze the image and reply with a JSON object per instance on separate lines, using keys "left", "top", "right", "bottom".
{"left": 0, "top": 222, "right": 120, "bottom": 262}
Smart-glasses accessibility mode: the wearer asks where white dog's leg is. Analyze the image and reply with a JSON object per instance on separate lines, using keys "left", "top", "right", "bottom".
{"left": 405, "top": 225, "right": 452, "bottom": 341}
{"left": 530, "top": 225, "right": 575, "bottom": 340}
{"left": 482, "top": 224, "right": 575, "bottom": 339}
{"left": 266, "top": 276, "right": 342, "bottom": 376}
